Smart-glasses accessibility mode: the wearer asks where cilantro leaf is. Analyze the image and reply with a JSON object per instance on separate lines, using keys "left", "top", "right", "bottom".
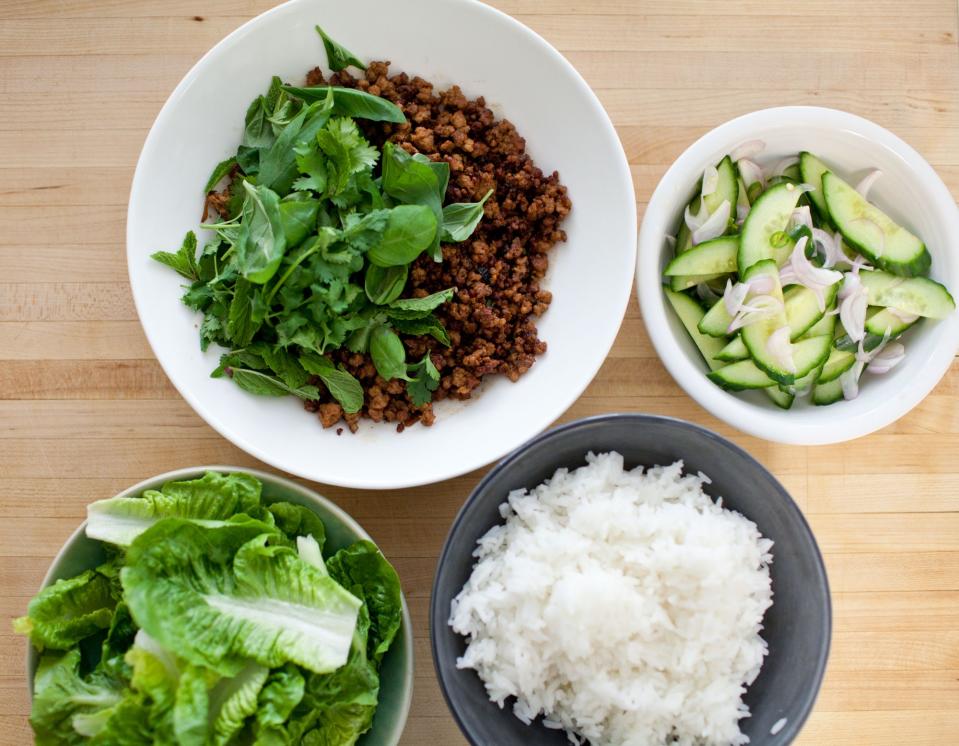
{"left": 316, "top": 118, "right": 379, "bottom": 196}
{"left": 406, "top": 353, "right": 440, "bottom": 406}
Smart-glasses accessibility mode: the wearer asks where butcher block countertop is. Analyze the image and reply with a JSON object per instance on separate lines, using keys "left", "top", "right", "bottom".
{"left": 1, "top": 1, "right": 958, "bottom": 743}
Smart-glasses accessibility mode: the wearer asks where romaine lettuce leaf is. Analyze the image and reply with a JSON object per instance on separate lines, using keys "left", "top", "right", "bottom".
{"left": 86, "top": 472, "right": 263, "bottom": 546}
{"left": 326, "top": 541, "right": 402, "bottom": 665}
{"left": 15, "top": 567, "right": 116, "bottom": 652}
{"left": 121, "top": 521, "right": 361, "bottom": 676}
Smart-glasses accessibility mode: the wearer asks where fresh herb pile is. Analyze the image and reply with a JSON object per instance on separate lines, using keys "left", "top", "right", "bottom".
{"left": 152, "top": 26, "right": 490, "bottom": 416}
{"left": 15, "top": 472, "right": 403, "bottom": 745}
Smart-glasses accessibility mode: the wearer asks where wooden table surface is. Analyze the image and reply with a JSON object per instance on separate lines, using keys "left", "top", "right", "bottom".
{"left": 2, "top": 1, "right": 958, "bottom": 744}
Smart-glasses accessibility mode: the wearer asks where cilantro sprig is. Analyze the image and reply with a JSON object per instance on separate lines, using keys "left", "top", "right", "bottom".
{"left": 152, "top": 27, "right": 490, "bottom": 416}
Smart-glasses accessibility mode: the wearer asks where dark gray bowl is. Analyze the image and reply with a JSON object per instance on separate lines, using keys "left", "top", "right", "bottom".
{"left": 431, "top": 414, "right": 831, "bottom": 745}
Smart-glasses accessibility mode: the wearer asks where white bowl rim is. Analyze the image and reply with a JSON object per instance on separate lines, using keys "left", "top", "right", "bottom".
{"left": 25, "top": 465, "right": 415, "bottom": 746}
{"left": 125, "top": 0, "right": 637, "bottom": 489}
{"left": 637, "top": 105, "right": 959, "bottom": 445}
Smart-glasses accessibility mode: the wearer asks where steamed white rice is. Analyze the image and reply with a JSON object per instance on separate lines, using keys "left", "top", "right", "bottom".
{"left": 449, "top": 452, "right": 773, "bottom": 745}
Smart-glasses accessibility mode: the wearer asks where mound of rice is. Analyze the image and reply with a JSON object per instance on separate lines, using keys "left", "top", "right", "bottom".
{"left": 449, "top": 452, "right": 773, "bottom": 745}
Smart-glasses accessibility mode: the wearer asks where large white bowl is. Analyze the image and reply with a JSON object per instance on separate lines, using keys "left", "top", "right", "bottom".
{"left": 127, "top": 0, "right": 636, "bottom": 488}
{"left": 638, "top": 107, "right": 959, "bottom": 445}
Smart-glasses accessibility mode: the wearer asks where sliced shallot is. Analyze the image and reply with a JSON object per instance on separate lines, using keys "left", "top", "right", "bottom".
{"left": 811, "top": 227, "right": 843, "bottom": 268}
{"left": 701, "top": 165, "right": 720, "bottom": 196}
{"left": 722, "top": 279, "right": 750, "bottom": 317}
{"left": 737, "top": 203, "right": 750, "bottom": 224}
{"left": 766, "top": 326, "right": 796, "bottom": 374}
{"left": 839, "top": 283, "right": 869, "bottom": 342}
{"left": 771, "top": 156, "right": 800, "bottom": 179}
{"left": 730, "top": 140, "right": 765, "bottom": 162}
{"left": 791, "top": 205, "right": 813, "bottom": 232}
{"left": 737, "top": 158, "right": 764, "bottom": 188}
{"left": 887, "top": 307, "right": 920, "bottom": 323}
{"left": 726, "top": 295, "right": 783, "bottom": 334}
{"left": 782, "top": 236, "right": 843, "bottom": 311}
{"left": 855, "top": 169, "right": 883, "bottom": 200}
{"left": 692, "top": 199, "right": 731, "bottom": 245}
{"left": 867, "top": 342, "right": 906, "bottom": 374}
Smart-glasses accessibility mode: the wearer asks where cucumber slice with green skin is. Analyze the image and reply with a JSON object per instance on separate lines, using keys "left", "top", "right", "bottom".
{"left": 835, "top": 333, "right": 890, "bottom": 353}
{"left": 737, "top": 178, "right": 751, "bottom": 209}
{"left": 818, "top": 347, "right": 856, "bottom": 383}
{"left": 738, "top": 182, "right": 805, "bottom": 274}
{"left": 664, "top": 288, "right": 728, "bottom": 372}
{"left": 798, "top": 151, "right": 832, "bottom": 223}
{"left": 812, "top": 377, "right": 844, "bottom": 405}
{"left": 782, "top": 283, "right": 840, "bottom": 339}
{"left": 740, "top": 260, "right": 792, "bottom": 383}
{"left": 780, "top": 362, "right": 824, "bottom": 396}
{"left": 858, "top": 270, "right": 955, "bottom": 318}
{"left": 714, "top": 285, "right": 838, "bottom": 362}
{"left": 708, "top": 335, "right": 834, "bottom": 391}
{"left": 801, "top": 310, "right": 837, "bottom": 339}
{"left": 864, "top": 306, "right": 918, "bottom": 337}
{"left": 669, "top": 273, "right": 729, "bottom": 292}
{"left": 698, "top": 296, "right": 735, "bottom": 337}
{"left": 823, "top": 172, "right": 931, "bottom": 276}
{"left": 782, "top": 163, "right": 802, "bottom": 182}
{"left": 704, "top": 156, "right": 739, "bottom": 216}
{"left": 765, "top": 386, "right": 794, "bottom": 409}
{"left": 664, "top": 236, "right": 739, "bottom": 277}
{"left": 715, "top": 335, "right": 749, "bottom": 362}
{"left": 676, "top": 220, "right": 693, "bottom": 255}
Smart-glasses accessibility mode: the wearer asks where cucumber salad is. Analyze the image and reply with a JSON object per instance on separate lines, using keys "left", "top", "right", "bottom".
{"left": 662, "top": 143, "right": 956, "bottom": 408}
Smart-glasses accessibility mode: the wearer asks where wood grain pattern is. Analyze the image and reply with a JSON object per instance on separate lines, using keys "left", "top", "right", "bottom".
{"left": 0, "top": 1, "right": 957, "bottom": 744}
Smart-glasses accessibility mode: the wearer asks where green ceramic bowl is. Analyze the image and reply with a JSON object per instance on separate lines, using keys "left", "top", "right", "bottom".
{"left": 25, "top": 465, "right": 414, "bottom": 745}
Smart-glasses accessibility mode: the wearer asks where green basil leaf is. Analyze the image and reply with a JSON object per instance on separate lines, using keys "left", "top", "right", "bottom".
{"left": 300, "top": 352, "right": 364, "bottom": 413}
{"left": 236, "top": 181, "right": 287, "bottom": 284}
{"left": 152, "top": 231, "right": 199, "bottom": 281}
{"left": 381, "top": 143, "right": 444, "bottom": 260}
{"left": 204, "top": 157, "right": 237, "bottom": 193}
{"left": 369, "top": 326, "right": 409, "bottom": 381}
{"left": 259, "top": 94, "right": 335, "bottom": 194}
{"left": 364, "top": 264, "right": 407, "bottom": 305}
{"left": 278, "top": 193, "right": 320, "bottom": 248}
{"left": 441, "top": 188, "right": 493, "bottom": 242}
{"left": 229, "top": 369, "right": 319, "bottom": 400}
{"left": 367, "top": 204, "right": 437, "bottom": 267}
{"left": 390, "top": 314, "right": 451, "bottom": 346}
{"left": 386, "top": 287, "right": 455, "bottom": 318}
{"left": 236, "top": 145, "right": 261, "bottom": 176}
{"left": 227, "top": 278, "right": 261, "bottom": 347}
{"left": 315, "top": 25, "right": 366, "bottom": 72}
{"left": 412, "top": 153, "right": 449, "bottom": 200}
{"left": 283, "top": 86, "right": 406, "bottom": 124}
{"left": 406, "top": 353, "right": 440, "bottom": 406}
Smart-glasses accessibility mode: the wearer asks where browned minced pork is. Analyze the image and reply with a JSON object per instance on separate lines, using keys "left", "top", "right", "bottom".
{"left": 306, "top": 62, "right": 571, "bottom": 431}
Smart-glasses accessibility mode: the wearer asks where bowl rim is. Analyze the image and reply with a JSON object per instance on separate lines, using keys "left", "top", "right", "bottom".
{"left": 636, "top": 105, "right": 959, "bottom": 445}
{"left": 429, "top": 412, "right": 832, "bottom": 745}
{"left": 24, "top": 464, "right": 414, "bottom": 746}
{"left": 124, "top": 0, "right": 637, "bottom": 490}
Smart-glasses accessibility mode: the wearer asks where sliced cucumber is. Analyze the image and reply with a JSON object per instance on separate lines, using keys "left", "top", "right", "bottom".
{"left": 783, "top": 283, "right": 840, "bottom": 339}
{"left": 865, "top": 306, "right": 918, "bottom": 337}
{"left": 738, "top": 182, "right": 804, "bottom": 274}
{"left": 818, "top": 347, "right": 856, "bottom": 383}
{"left": 801, "top": 311, "right": 837, "bottom": 339}
{"left": 765, "top": 386, "right": 794, "bottom": 410}
{"left": 782, "top": 163, "right": 802, "bottom": 182}
{"left": 823, "top": 172, "right": 931, "bottom": 276}
{"left": 798, "top": 151, "right": 832, "bottom": 222}
{"left": 704, "top": 155, "right": 739, "bottom": 216}
{"left": 664, "top": 288, "right": 728, "bottom": 371}
{"left": 858, "top": 270, "right": 955, "bottom": 319}
{"left": 740, "top": 260, "right": 793, "bottom": 383}
{"left": 669, "top": 273, "right": 729, "bottom": 292}
{"left": 708, "top": 335, "right": 833, "bottom": 391}
{"left": 715, "top": 335, "right": 749, "bottom": 362}
{"left": 737, "top": 178, "right": 751, "bottom": 209}
{"left": 664, "top": 236, "right": 739, "bottom": 277}
{"left": 812, "top": 377, "right": 844, "bottom": 406}
{"left": 780, "top": 362, "right": 824, "bottom": 396}
{"left": 698, "top": 297, "right": 734, "bottom": 337}
{"left": 707, "top": 359, "right": 777, "bottom": 391}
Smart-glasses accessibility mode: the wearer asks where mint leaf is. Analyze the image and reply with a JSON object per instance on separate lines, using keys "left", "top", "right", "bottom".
{"left": 300, "top": 352, "right": 364, "bottom": 413}
{"left": 386, "top": 287, "right": 455, "bottom": 318}
{"left": 151, "top": 231, "right": 199, "bottom": 281}
{"left": 204, "top": 157, "right": 237, "bottom": 193}
{"left": 230, "top": 369, "right": 319, "bottom": 400}
{"left": 391, "top": 314, "right": 450, "bottom": 346}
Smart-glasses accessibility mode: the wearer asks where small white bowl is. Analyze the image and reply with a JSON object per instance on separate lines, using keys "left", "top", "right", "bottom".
{"left": 126, "top": 0, "right": 635, "bottom": 489}
{"left": 637, "top": 107, "right": 959, "bottom": 445}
